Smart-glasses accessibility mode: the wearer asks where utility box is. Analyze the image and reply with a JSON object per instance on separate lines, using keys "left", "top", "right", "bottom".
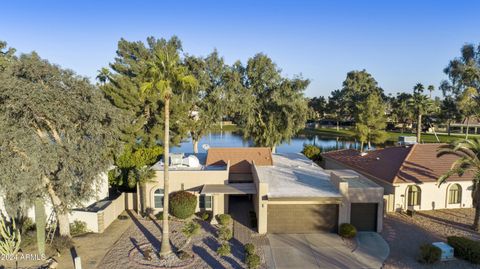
{"left": 398, "top": 136, "right": 417, "bottom": 145}
{"left": 432, "top": 242, "right": 454, "bottom": 261}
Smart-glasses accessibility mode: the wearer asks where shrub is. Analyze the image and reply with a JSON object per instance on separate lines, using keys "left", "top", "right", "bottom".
{"left": 448, "top": 236, "right": 480, "bottom": 264}
{"left": 201, "top": 212, "right": 210, "bottom": 221}
{"left": 216, "top": 214, "right": 232, "bottom": 226}
{"left": 244, "top": 243, "right": 255, "bottom": 256}
{"left": 70, "top": 220, "right": 89, "bottom": 236}
{"left": 182, "top": 221, "right": 200, "bottom": 238}
{"left": 178, "top": 250, "right": 193, "bottom": 260}
{"left": 338, "top": 223, "right": 357, "bottom": 239}
{"left": 118, "top": 215, "right": 129, "bottom": 220}
{"left": 155, "top": 211, "right": 164, "bottom": 220}
{"left": 217, "top": 226, "right": 233, "bottom": 241}
{"left": 245, "top": 253, "right": 261, "bottom": 269}
{"left": 217, "top": 243, "right": 231, "bottom": 256}
{"left": 418, "top": 244, "right": 441, "bottom": 264}
{"left": 51, "top": 235, "right": 73, "bottom": 251}
{"left": 169, "top": 191, "right": 197, "bottom": 219}
{"left": 144, "top": 207, "right": 154, "bottom": 218}
{"left": 302, "top": 144, "right": 322, "bottom": 162}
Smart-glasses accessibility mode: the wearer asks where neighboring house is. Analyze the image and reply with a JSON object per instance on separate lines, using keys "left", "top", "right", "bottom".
{"left": 140, "top": 147, "right": 384, "bottom": 233}
{"left": 322, "top": 144, "right": 474, "bottom": 213}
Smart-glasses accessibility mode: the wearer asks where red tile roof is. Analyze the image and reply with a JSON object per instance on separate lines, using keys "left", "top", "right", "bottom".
{"left": 322, "top": 144, "right": 473, "bottom": 184}
{"left": 206, "top": 147, "right": 273, "bottom": 174}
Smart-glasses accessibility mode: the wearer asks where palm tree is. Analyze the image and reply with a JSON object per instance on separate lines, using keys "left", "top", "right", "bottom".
{"left": 437, "top": 138, "right": 480, "bottom": 230}
{"left": 409, "top": 83, "right": 433, "bottom": 143}
{"left": 141, "top": 36, "right": 197, "bottom": 257}
{"left": 96, "top": 67, "right": 111, "bottom": 85}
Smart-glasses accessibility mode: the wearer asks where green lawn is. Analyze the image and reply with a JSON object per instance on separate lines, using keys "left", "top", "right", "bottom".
{"left": 303, "top": 127, "right": 477, "bottom": 144}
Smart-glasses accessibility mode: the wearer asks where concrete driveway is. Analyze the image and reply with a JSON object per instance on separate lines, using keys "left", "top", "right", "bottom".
{"left": 267, "top": 232, "right": 389, "bottom": 269}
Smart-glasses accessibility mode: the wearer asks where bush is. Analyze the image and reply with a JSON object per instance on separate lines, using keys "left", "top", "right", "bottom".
{"left": 118, "top": 215, "right": 129, "bottom": 220}
{"left": 182, "top": 221, "right": 200, "bottom": 238}
{"left": 51, "top": 235, "right": 73, "bottom": 251}
{"left": 70, "top": 220, "right": 89, "bottom": 236}
{"left": 302, "top": 144, "right": 322, "bottom": 162}
{"left": 338, "top": 223, "right": 357, "bottom": 239}
{"left": 144, "top": 207, "right": 154, "bottom": 218}
{"left": 216, "top": 214, "right": 232, "bottom": 226}
{"left": 155, "top": 211, "right": 164, "bottom": 220}
{"left": 178, "top": 250, "right": 193, "bottom": 260}
{"left": 448, "top": 236, "right": 480, "bottom": 264}
{"left": 217, "top": 226, "right": 233, "bottom": 241}
{"left": 169, "top": 191, "right": 197, "bottom": 219}
{"left": 217, "top": 243, "right": 231, "bottom": 256}
{"left": 201, "top": 212, "right": 210, "bottom": 221}
{"left": 245, "top": 253, "right": 261, "bottom": 269}
{"left": 418, "top": 244, "right": 441, "bottom": 264}
{"left": 244, "top": 243, "right": 255, "bottom": 256}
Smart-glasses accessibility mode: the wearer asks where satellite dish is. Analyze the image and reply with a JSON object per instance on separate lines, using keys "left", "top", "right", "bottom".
{"left": 202, "top": 144, "right": 210, "bottom": 151}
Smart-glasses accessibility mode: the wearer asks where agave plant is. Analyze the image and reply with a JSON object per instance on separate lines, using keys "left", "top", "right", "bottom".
{"left": 0, "top": 216, "right": 21, "bottom": 255}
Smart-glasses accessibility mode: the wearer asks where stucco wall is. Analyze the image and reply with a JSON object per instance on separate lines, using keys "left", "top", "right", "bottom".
{"left": 252, "top": 162, "right": 268, "bottom": 234}
{"left": 393, "top": 181, "right": 473, "bottom": 211}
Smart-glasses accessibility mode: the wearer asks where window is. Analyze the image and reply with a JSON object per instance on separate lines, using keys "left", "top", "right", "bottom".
{"left": 199, "top": 195, "right": 212, "bottom": 209}
{"left": 407, "top": 185, "right": 421, "bottom": 206}
{"left": 448, "top": 184, "right": 462, "bottom": 204}
{"left": 154, "top": 189, "right": 164, "bottom": 209}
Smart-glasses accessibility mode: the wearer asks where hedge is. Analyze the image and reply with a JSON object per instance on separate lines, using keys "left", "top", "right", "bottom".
{"left": 338, "top": 223, "right": 357, "bottom": 239}
{"left": 169, "top": 191, "right": 197, "bottom": 219}
{"left": 447, "top": 236, "right": 480, "bottom": 264}
{"left": 418, "top": 244, "right": 441, "bottom": 264}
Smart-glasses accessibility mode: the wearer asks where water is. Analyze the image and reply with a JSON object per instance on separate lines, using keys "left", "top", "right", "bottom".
{"left": 171, "top": 131, "right": 365, "bottom": 154}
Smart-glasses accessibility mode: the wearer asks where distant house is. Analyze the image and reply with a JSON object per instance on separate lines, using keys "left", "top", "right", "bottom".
{"left": 322, "top": 144, "right": 474, "bottom": 212}
{"left": 140, "top": 147, "right": 385, "bottom": 233}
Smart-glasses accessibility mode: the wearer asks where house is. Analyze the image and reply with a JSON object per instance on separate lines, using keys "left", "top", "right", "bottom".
{"left": 139, "top": 147, "right": 384, "bottom": 233}
{"left": 322, "top": 144, "right": 474, "bottom": 212}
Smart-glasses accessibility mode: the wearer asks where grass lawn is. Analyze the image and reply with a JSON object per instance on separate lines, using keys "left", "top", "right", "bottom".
{"left": 303, "top": 127, "right": 479, "bottom": 144}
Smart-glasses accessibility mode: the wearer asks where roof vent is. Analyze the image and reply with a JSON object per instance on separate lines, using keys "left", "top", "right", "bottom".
{"left": 376, "top": 157, "right": 380, "bottom": 160}
{"left": 360, "top": 152, "right": 368, "bottom": 157}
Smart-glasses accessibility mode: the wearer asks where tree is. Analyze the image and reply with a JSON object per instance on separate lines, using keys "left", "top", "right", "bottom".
{"left": 96, "top": 67, "right": 111, "bottom": 86}
{"left": 236, "top": 53, "right": 309, "bottom": 152}
{"left": 437, "top": 139, "right": 480, "bottom": 230}
{"left": 326, "top": 90, "right": 347, "bottom": 131}
{"left": 308, "top": 96, "right": 327, "bottom": 120}
{"left": 0, "top": 50, "right": 120, "bottom": 237}
{"left": 140, "top": 36, "right": 198, "bottom": 256}
{"left": 184, "top": 51, "right": 228, "bottom": 153}
{"left": 354, "top": 93, "right": 387, "bottom": 151}
{"left": 439, "top": 96, "right": 461, "bottom": 136}
{"left": 442, "top": 44, "right": 480, "bottom": 97}
{"left": 457, "top": 87, "right": 479, "bottom": 139}
{"left": 391, "top": 92, "right": 413, "bottom": 133}
{"left": 409, "top": 83, "right": 434, "bottom": 143}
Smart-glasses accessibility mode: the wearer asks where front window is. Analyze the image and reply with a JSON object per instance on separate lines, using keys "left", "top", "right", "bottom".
{"left": 407, "top": 185, "right": 421, "bottom": 206}
{"left": 448, "top": 184, "right": 462, "bottom": 204}
{"left": 199, "top": 194, "right": 212, "bottom": 210}
{"left": 154, "top": 188, "right": 164, "bottom": 209}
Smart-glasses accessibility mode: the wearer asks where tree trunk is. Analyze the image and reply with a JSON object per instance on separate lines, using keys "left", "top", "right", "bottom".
{"left": 473, "top": 186, "right": 480, "bottom": 231}
{"left": 193, "top": 140, "right": 199, "bottom": 154}
{"left": 160, "top": 98, "right": 171, "bottom": 257}
{"left": 401, "top": 123, "right": 405, "bottom": 134}
{"left": 465, "top": 117, "right": 470, "bottom": 139}
{"left": 336, "top": 120, "right": 339, "bottom": 131}
{"left": 447, "top": 121, "right": 451, "bottom": 136}
{"left": 271, "top": 145, "right": 276, "bottom": 154}
{"left": 416, "top": 114, "right": 422, "bottom": 143}
{"left": 360, "top": 141, "right": 364, "bottom": 152}
{"left": 34, "top": 199, "right": 46, "bottom": 256}
{"left": 368, "top": 140, "right": 371, "bottom": 150}
{"left": 44, "top": 177, "right": 70, "bottom": 237}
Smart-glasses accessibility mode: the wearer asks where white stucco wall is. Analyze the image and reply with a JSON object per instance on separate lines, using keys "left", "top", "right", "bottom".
{"left": 393, "top": 181, "right": 473, "bottom": 211}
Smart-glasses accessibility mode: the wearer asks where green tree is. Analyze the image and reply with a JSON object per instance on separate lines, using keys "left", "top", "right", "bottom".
{"left": 442, "top": 44, "right": 480, "bottom": 97}
{"left": 391, "top": 92, "right": 413, "bottom": 133}
{"left": 354, "top": 93, "right": 387, "bottom": 151}
{"left": 326, "top": 90, "right": 347, "bottom": 130}
{"left": 140, "top": 36, "right": 198, "bottom": 256}
{"left": 457, "top": 87, "right": 479, "bottom": 139}
{"left": 409, "top": 83, "right": 434, "bottom": 143}
{"left": 237, "top": 53, "right": 309, "bottom": 152}
{"left": 0, "top": 50, "right": 120, "bottom": 237}
{"left": 439, "top": 96, "right": 461, "bottom": 136}
{"left": 308, "top": 96, "right": 327, "bottom": 120}
{"left": 184, "top": 51, "right": 228, "bottom": 153}
{"left": 437, "top": 139, "right": 480, "bottom": 230}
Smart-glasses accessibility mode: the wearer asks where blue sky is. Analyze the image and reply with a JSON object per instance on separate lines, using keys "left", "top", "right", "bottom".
{"left": 1, "top": 0, "right": 479, "bottom": 97}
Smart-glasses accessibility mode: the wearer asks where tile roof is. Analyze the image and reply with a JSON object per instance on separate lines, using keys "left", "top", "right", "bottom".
{"left": 205, "top": 147, "right": 273, "bottom": 173}
{"left": 322, "top": 144, "right": 473, "bottom": 184}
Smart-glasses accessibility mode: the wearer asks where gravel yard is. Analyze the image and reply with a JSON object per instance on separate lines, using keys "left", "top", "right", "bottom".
{"left": 382, "top": 209, "right": 480, "bottom": 269}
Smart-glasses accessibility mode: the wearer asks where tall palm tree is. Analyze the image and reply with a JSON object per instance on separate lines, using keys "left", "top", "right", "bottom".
{"left": 96, "top": 67, "right": 111, "bottom": 85}
{"left": 437, "top": 138, "right": 480, "bottom": 230}
{"left": 141, "top": 36, "right": 197, "bottom": 257}
{"left": 409, "top": 83, "right": 433, "bottom": 143}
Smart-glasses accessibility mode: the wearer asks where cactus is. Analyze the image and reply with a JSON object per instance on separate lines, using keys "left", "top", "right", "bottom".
{"left": 0, "top": 216, "right": 21, "bottom": 255}
{"left": 35, "top": 199, "right": 46, "bottom": 256}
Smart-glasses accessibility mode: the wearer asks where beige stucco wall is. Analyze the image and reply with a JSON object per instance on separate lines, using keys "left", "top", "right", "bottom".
{"left": 393, "top": 181, "right": 473, "bottom": 211}
{"left": 252, "top": 162, "right": 268, "bottom": 234}
{"left": 141, "top": 166, "right": 230, "bottom": 216}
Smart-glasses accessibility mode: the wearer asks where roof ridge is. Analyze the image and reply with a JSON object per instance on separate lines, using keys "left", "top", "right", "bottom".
{"left": 392, "top": 144, "right": 416, "bottom": 184}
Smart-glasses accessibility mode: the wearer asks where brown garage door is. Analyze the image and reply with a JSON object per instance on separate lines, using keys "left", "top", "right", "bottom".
{"left": 350, "top": 203, "right": 377, "bottom": 231}
{"left": 267, "top": 204, "right": 338, "bottom": 233}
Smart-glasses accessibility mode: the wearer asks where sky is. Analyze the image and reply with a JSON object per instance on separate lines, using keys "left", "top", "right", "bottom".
{"left": 1, "top": 0, "right": 479, "bottom": 97}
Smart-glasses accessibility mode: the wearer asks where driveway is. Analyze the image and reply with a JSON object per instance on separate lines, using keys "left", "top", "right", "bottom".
{"left": 267, "top": 232, "right": 389, "bottom": 269}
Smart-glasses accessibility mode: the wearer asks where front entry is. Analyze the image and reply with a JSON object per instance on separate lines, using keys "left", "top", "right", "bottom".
{"left": 350, "top": 203, "right": 377, "bottom": 231}
{"left": 267, "top": 204, "right": 339, "bottom": 233}
{"left": 228, "top": 195, "right": 255, "bottom": 229}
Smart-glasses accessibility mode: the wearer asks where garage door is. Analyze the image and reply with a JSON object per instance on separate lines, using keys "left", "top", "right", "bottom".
{"left": 350, "top": 203, "right": 377, "bottom": 231}
{"left": 267, "top": 204, "right": 338, "bottom": 233}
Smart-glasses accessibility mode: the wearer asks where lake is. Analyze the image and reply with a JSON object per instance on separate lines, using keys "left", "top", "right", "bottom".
{"left": 171, "top": 131, "right": 367, "bottom": 154}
